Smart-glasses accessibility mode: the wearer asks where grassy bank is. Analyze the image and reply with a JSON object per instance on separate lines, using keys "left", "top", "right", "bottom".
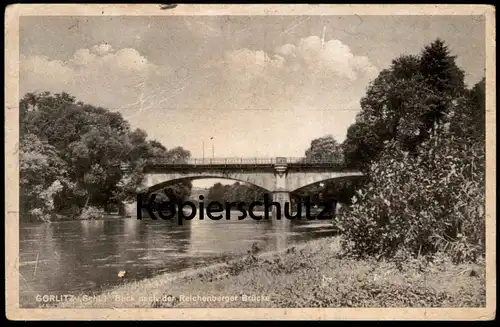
{"left": 58, "top": 237, "right": 485, "bottom": 308}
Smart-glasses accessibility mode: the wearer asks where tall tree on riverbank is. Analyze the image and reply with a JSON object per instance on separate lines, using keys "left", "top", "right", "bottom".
{"left": 19, "top": 91, "right": 192, "bottom": 221}
{"left": 337, "top": 39, "right": 485, "bottom": 262}
{"left": 342, "top": 39, "right": 467, "bottom": 170}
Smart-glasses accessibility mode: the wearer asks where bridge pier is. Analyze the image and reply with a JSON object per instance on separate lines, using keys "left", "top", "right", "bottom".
{"left": 271, "top": 191, "right": 291, "bottom": 252}
{"left": 272, "top": 157, "right": 291, "bottom": 221}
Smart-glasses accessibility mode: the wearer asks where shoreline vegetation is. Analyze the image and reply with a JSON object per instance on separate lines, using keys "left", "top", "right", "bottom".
{"left": 21, "top": 207, "right": 329, "bottom": 224}
{"left": 57, "top": 236, "right": 485, "bottom": 308}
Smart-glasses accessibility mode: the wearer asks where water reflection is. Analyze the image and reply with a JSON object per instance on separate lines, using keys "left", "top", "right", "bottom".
{"left": 272, "top": 217, "right": 292, "bottom": 252}
{"left": 19, "top": 211, "right": 336, "bottom": 307}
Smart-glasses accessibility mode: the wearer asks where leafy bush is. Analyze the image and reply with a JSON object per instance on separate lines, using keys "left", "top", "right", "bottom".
{"left": 79, "top": 206, "right": 105, "bottom": 220}
{"left": 28, "top": 208, "right": 51, "bottom": 223}
{"left": 337, "top": 124, "right": 485, "bottom": 263}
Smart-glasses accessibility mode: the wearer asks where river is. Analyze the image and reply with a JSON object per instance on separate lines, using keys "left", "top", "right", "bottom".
{"left": 19, "top": 211, "right": 337, "bottom": 307}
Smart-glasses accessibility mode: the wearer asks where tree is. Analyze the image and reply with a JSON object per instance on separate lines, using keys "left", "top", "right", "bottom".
{"left": 419, "top": 38, "right": 465, "bottom": 98}
{"left": 298, "top": 135, "right": 361, "bottom": 215}
{"left": 206, "top": 182, "right": 228, "bottom": 204}
{"left": 342, "top": 39, "right": 467, "bottom": 169}
{"left": 449, "top": 77, "right": 485, "bottom": 143}
{"left": 304, "top": 135, "right": 343, "bottom": 163}
{"left": 205, "top": 181, "right": 266, "bottom": 205}
{"left": 337, "top": 39, "right": 485, "bottom": 263}
{"left": 146, "top": 144, "right": 192, "bottom": 203}
{"left": 19, "top": 91, "right": 193, "bottom": 221}
{"left": 19, "top": 134, "right": 69, "bottom": 221}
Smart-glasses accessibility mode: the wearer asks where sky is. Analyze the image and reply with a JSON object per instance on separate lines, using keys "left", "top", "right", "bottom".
{"left": 19, "top": 15, "right": 485, "bottom": 188}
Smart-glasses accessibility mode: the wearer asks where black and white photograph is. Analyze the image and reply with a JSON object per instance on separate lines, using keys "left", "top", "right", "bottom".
{"left": 5, "top": 4, "right": 495, "bottom": 320}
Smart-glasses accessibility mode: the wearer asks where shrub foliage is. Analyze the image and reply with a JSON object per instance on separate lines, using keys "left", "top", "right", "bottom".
{"left": 337, "top": 127, "right": 485, "bottom": 262}
{"left": 337, "top": 39, "right": 485, "bottom": 263}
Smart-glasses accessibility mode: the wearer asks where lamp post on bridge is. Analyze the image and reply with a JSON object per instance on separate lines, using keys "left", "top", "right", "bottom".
{"left": 202, "top": 137, "right": 214, "bottom": 164}
{"left": 211, "top": 137, "right": 214, "bottom": 159}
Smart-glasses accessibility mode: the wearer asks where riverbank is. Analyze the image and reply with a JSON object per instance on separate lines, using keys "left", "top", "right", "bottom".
{"left": 57, "top": 236, "right": 485, "bottom": 308}
{"left": 21, "top": 215, "right": 131, "bottom": 224}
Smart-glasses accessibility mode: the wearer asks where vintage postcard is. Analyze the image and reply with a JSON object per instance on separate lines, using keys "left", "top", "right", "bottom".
{"left": 5, "top": 4, "right": 496, "bottom": 320}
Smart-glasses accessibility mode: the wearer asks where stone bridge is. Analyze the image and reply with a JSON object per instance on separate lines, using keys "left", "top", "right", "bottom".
{"left": 138, "top": 157, "right": 364, "bottom": 216}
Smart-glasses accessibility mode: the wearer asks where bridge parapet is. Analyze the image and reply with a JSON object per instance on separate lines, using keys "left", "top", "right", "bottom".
{"left": 142, "top": 157, "right": 348, "bottom": 174}
{"left": 145, "top": 156, "right": 345, "bottom": 166}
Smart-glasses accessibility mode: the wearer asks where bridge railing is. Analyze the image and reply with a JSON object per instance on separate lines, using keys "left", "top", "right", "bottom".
{"left": 183, "top": 158, "right": 277, "bottom": 165}
{"left": 144, "top": 157, "right": 345, "bottom": 166}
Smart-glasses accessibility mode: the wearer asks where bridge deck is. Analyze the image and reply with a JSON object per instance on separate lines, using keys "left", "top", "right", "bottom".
{"left": 142, "top": 157, "right": 349, "bottom": 173}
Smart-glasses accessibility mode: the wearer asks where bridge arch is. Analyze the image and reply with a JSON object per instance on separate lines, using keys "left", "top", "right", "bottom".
{"left": 286, "top": 171, "right": 366, "bottom": 193}
{"left": 289, "top": 175, "right": 368, "bottom": 204}
{"left": 146, "top": 176, "right": 273, "bottom": 195}
{"left": 144, "top": 171, "right": 276, "bottom": 194}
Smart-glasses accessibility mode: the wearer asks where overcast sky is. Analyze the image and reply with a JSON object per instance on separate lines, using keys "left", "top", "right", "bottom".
{"left": 20, "top": 15, "right": 485, "bottom": 188}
